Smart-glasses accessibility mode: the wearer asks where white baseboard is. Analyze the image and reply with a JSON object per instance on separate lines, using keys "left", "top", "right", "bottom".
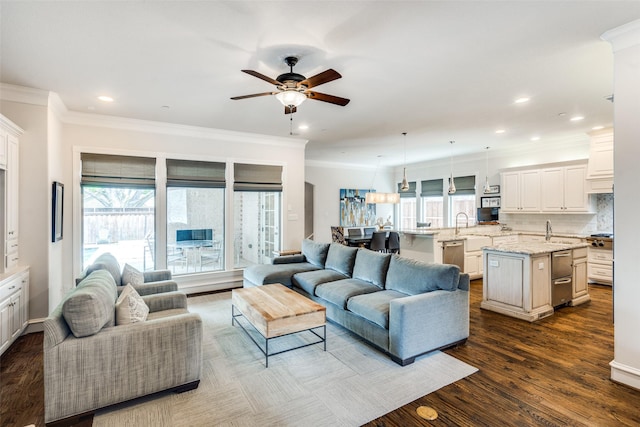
{"left": 610, "top": 359, "right": 640, "bottom": 391}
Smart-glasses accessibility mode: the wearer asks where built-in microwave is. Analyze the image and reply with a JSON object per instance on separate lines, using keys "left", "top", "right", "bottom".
{"left": 477, "top": 207, "right": 499, "bottom": 223}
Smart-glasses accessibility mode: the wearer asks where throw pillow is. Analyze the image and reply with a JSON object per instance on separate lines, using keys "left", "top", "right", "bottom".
{"left": 115, "top": 284, "right": 149, "bottom": 325}
{"left": 121, "top": 263, "right": 144, "bottom": 286}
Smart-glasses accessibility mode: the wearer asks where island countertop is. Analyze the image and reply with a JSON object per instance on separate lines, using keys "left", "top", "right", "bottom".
{"left": 484, "top": 241, "right": 588, "bottom": 255}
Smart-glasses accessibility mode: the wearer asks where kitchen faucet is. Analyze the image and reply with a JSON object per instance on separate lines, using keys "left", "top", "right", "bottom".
{"left": 455, "top": 212, "right": 469, "bottom": 235}
{"left": 545, "top": 220, "right": 552, "bottom": 241}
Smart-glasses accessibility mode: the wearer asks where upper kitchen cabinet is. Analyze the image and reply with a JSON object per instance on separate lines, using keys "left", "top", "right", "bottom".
{"left": 541, "top": 164, "right": 594, "bottom": 213}
{"left": 0, "top": 114, "right": 23, "bottom": 273}
{"left": 501, "top": 169, "right": 541, "bottom": 213}
{"left": 586, "top": 128, "right": 613, "bottom": 194}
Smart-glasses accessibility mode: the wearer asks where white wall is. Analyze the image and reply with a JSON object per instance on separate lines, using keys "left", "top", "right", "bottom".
{"left": 0, "top": 97, "right": 51, "bottom": 322}
{"left": 603, "top": 19, "right": 640, "bottom": 390}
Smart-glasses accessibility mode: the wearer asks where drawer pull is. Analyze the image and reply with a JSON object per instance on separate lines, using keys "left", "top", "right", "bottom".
{"left": 8, "top": 285, "right": 15, "bottom": 290}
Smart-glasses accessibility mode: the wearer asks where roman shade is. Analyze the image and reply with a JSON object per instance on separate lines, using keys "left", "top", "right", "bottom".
{"left": 234, "top": 163, "right": 283, "bottom": 192}
{"left": 166, "top": 159, "right": 226, "bottom": 188}
{"left": 450, "top": 175, "right": 476, "bottom": 195}
{"left": 397, "top": 181, "right": 416, "bottom": 198}
{"left": 421, "top": 179, "right": 443, "bottom": 197}
{"left": 81, "top": 153, "right": 155, "bottom": 188}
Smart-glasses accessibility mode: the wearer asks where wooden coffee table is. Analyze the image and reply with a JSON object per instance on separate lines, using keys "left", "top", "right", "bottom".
{"left": 231, "top": 283, "right": 326, "bottom": 367}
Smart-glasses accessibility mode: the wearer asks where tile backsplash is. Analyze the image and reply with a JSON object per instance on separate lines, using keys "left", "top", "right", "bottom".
{"left": 500, "top": 193, "right": 613, "bottom": 235}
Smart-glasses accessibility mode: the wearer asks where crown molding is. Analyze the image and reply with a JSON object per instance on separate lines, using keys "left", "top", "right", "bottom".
{"left": 1, "top": 83, "right": 308, "bottom": 149}
{"left": 0, "top": 83, "right": 50, "bottom": 106}
{"left": 601, "top": 19, "right": 640, "bottom": 52}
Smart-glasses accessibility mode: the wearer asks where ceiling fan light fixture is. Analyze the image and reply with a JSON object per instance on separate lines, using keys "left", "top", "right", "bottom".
{"left": 276, "top": 90, "right": 307, "bottom": 107}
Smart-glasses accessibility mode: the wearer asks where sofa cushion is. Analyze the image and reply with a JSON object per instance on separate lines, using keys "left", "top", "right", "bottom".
{"left": 243, "top": 262, "right": 321, "bottom": 288}
{"left": 301, "top": 239, "right": 330, "bottom": 267}
{"left": 87, "top": 252, "right": 123, "bottom": 285}
{"left": 292, "top": 269, "right": 350, "bottom": 296}
{"left": 347, "top": 290, "right": 409, "bottom": 329}
{"left": 315, "top": 278, "right": 381, "bottom": 309}
{"left": 385, "top": 255, "right": 461, "bottom": 295}
{"left": 352, "top": 249, "right": 391, "bottom": 288}
{"left": 121, "top": 263, "right": 144, "bottom": 286}
{"left": 62, "top": 270, "right": 117, "bottom": 338}
{"left": 115, "top": 284, "right": 149, "bottom": 325}
{"left": 325, "top": 243, "right": 358, "bottom": 276}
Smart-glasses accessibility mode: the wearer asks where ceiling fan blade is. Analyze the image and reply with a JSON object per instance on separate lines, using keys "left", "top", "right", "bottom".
{"left": 306, "top": 91, "right": 350, "bottom": 106}
{"left": 241, "top": 70, "right": 281, "bottom": 86}
{"left": 285, "top": 105, "right": 297, "bottom": 115}
{"left": 299, "top": 69, "right": 342, "bottom": 88}
{"left": 230, "top": 92, "right": 276, "bottom": 100}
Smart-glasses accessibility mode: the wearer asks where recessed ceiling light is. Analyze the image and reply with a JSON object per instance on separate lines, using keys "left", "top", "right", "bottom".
{"left": 298, "top": 124, "right": 309, "bottom": 130}
{"left": 495, "top": 129, "right": 506, "bottom": 134}
{"left": 97, "top": 95, "right": 114, "bottom": 102}
{"left": 570, "top": 116, "right": 584, "bottom": 122}
{"left": 514, "top": 97, "right": 530, "bottom": 104}
{"left": 591, "top": 125, "right": 604, "bottom": 130}
{"left": 531, "top": 136, "right": 540, "bottom": 141}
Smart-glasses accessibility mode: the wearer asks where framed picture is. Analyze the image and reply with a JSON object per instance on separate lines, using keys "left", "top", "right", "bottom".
{"left": 52, "top": 181, "right": 64, "bottom": 242}
{"left": 484, "top": 184, "right": 500, "bottom": 194}
{"left": 481, "top": 196, "right": 501, "bottom": 208}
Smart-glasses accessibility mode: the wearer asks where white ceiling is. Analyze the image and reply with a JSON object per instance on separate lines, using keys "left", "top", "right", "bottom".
{"left": 1, "top": 1, "right": 638, "bottom": 167}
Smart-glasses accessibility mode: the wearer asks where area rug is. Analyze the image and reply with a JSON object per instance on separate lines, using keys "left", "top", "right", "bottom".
{"left": 93, "top": 292, "right": 477, "bottom": 426}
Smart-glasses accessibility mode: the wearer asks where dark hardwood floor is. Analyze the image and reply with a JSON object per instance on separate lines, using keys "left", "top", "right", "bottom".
{"left": 366, "top": 281, "right": 640, "bottom": 427}
{"left": 2, "top": 281, "right": 639, "bottom": 426}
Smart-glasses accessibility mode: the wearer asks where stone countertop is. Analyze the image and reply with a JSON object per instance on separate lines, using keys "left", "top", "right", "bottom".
{"left": 483, "top": 241, "right": 588, "bottom": 255}
{"left": 400, "top": 230, "right": 439, "bottom": 236}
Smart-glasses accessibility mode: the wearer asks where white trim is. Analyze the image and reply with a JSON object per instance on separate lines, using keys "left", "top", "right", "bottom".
{"left": 601, "top": 19, "right": 640, "bottom": 52}
{"left": 0, "top": 83, "right": 49, "bottom": 106}
{"left": 610, "top": 359, "right": 640, "bottom": 391}
{"left": 0, "top": 113, "right": 24, "bottom": 135}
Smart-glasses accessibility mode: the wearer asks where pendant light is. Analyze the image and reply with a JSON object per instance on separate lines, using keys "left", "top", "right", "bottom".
{"left": 400, "top": 132, "right": 409, "bottom": 191}
{"left": 447, "top": 140, "right": 456, "bottom": 195}
{"left": 483, "top": 146, "right": 491, "bottom": 194}
{"left": 365, "top": 155, "right": 400, "bottom": 204}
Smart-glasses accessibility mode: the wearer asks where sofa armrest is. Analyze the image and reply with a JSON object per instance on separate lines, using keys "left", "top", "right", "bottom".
{"left": 388, "top": 289, "right": 469, "bottom": 362}
{"left": 272, "top": 254, "right": 306, "bottom": 264}
{"left": 129, "top": 280, "right": 178, "bottom": 296}
{"left": 142, "top": 291, "right": 187, "bottom": 312}
{"left": 44, "top": 312, "right": 202, "bottom": 423}
{"left": 143, "top": 269, "right": 173, "bottom": 282}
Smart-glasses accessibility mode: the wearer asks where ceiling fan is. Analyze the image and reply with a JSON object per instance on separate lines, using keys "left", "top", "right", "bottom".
{"left": 230, "top": 56, "right": 350, "bottom": 114}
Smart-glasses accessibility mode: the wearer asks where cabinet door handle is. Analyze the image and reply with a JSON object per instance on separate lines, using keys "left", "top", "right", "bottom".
{"left": 8, "top": 285, "right": 15, "bottom": 289}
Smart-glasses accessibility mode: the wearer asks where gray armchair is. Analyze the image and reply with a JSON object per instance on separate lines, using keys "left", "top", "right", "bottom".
{"left": 79, "top": 252, "right": 178, "bottom": 296}
{"left": 44, "top": 270, "right": 202, "bottom": 425}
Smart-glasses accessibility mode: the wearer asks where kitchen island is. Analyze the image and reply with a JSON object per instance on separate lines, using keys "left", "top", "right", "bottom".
{"left": 482, "top": 241, "right": 589, "bottom": 322}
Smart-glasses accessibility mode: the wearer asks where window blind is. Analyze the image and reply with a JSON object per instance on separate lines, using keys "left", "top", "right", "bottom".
{"left": 450, "top": 175, "right": 476, "bottom": 195}
{"left": 420, "top": 179, "right": 443, "bottom": 197}
{"left": 397, "top": 181, "right": 416, "bottom": 197}
{"left": 81, "top": 153, "right": 155, "bottom": 188}
{"left": 166, "top": 159, "right": 226, "bottom": 188}
{"left": 233, "top": 163, "right": 283, "bottom": 192}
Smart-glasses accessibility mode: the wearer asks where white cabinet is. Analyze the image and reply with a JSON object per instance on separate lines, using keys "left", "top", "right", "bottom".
{"left": 0, "top": 127, "right": 7, "bottom": 169}
{"left": 501, "top": 170, "right": 541, "bottom": 213}
{"left": 464, "top": 252, "right": 483, "bottom": 278}
{"left": 586, "top": 128, "right": 613, "bottom": 193}
{"left": 0, "top": 115, "right": 22, "bottom": 273}
{"left": 0, "top": 268, "right": 29, "bottom": 355}
{"left": 482, "top": 250, "right": 553, "bottom": 322}
{"left": 588, "top": 247, "right": 613, "bottom": 285}
{"left": 572, "top": 247, "right": 590, "bottom": 305}
{"left": 541, "top": 165, "right": 592, "bottom": 212}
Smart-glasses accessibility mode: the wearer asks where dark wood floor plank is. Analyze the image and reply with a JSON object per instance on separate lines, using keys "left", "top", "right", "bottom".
{"left": 2, "top": 281, "right": 639, "bottom": 426}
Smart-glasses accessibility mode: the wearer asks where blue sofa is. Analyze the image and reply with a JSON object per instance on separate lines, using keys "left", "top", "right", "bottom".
{"left": 243, "top": 239, "right": 470, "bottom": 365}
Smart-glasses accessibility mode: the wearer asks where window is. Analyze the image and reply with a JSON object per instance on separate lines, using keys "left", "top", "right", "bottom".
{"left": 233, "top": 163, "right": 283, "bottom": 268}
{"left": 81, "top": 153, "right": 155, "bottom": 271}
{"left": 398, "top": 181, "right": 416, "bottom": 230}
{"left": 166, "top": 159, "right": 226, "bottom": 275}
{"left": 420, "top": 179, "right": 444, "bottom": 228}
{"left": 448, "top": 175, "right": 477, "bottom": 227}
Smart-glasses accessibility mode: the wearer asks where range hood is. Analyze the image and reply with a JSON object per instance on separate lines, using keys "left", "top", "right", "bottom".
{"left": 586, "top": 128, "right": 614, "bottom": 194}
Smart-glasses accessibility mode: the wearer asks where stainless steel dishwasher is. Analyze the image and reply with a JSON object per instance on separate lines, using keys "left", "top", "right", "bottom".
{"left": 443, "top": 240, "right": 464, "bottom": 270}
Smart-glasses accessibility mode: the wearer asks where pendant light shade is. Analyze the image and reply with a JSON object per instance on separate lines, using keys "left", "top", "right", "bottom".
{"left": 483, "top": 146, "right": 491, "bottom": 194}
{"left": 400, "top": 132, "right": 409, "bottom": 191}
{"left": 366, "top": 155, "right": 400, "bottom": 204}
{"left": 447, "top": 140, "right": 456, "bottom": 195}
